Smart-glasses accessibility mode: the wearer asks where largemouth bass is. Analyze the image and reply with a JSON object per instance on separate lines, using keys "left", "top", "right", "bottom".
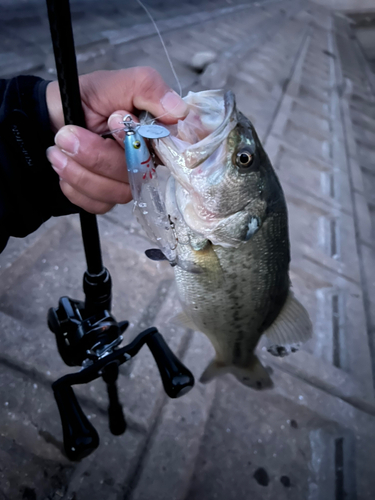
{"left": 148, "top": 90, "right": 312, "bottom": 390}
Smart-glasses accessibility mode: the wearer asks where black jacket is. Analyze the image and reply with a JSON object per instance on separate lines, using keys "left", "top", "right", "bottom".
{"left": 0, "top": 76, "right": 76, "bottom": 253}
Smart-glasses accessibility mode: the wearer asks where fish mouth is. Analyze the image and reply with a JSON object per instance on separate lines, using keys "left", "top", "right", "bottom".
{"left": 151, "top": 90, "right": 237, "bottom": 174}
{"left": 150, "top": 90, "right": 245, "bottom": 248}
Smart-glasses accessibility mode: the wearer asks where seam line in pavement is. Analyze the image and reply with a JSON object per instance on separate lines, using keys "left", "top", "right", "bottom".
{"left": 102, "top": 0, "right": 285, "bottom": 46}
{"left": 332, "top": 16, "right": 375, "bottom": 392}
{"left": 264, "top": 25, "right": 311, "bottom": 143}
{"left": 121, "top": 328, "right": 193, "bottom": 500}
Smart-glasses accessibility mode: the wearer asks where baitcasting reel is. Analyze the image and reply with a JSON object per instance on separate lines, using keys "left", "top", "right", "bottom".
{"left": 45, "top": 0, "right": 194, "bottom": 462}
{"left": 47, "top": 268, "right": 194, "bottom": 461}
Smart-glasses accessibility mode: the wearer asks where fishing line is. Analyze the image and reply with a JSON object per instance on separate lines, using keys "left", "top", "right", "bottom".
{"left": 103, "top": 0, "right": 185, "bottom": 136}
{"left": 134, "top": 0, "right": 184, "bottom": 124}
{"left": 135, "top": 0, "right": 182, "bottom": 98}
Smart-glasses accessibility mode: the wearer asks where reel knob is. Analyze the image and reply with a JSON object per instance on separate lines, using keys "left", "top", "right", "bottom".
{"left": 53, "top": 384, "right": 99, "bottom": 461}
{"left": 147, "top": 332, "right": 195, "bottom": 398}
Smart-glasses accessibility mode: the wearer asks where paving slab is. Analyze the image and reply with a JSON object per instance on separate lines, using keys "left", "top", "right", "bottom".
{"left": 128, "top": 332, "right": 216, "bottom": 500}
{"left": 334, "top": 10, "right": 375, "bottom": 386}
{"left": 1, "top": 0, "right": 375, "bottom": 499}
{"left": 185, "top": 367, "right": 375, "bottom": 500}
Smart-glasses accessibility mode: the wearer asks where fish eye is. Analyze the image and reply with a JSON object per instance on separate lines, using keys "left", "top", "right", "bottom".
{"left": 236, "top": 149, "right": 254, "bottom": 168}
{"left": 133, "top": 140, "right": 141, "bottom": 149}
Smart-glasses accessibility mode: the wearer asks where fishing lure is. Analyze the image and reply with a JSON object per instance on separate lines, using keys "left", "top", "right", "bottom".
{"left": 118, "top": 115, "right": 177, "bottom": 265}
{"left": 103, "top": 0, "right": 184, "bottom": 266}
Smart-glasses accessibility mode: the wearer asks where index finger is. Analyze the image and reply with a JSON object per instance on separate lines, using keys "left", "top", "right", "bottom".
{"left": 80, "top": 67, "right": 188, "bottom": 125}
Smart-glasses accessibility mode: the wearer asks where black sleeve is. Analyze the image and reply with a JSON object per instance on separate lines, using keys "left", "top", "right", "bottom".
{"left": 0, "top": 76, "right": 77, "bottom": 253}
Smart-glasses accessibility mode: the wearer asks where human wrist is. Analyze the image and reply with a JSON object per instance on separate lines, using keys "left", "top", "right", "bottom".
{"left": 46, "top": 81, "right": 64, "bottom": 133}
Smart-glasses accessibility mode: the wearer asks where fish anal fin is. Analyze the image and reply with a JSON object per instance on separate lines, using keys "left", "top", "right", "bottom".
{"left": 230, "top": 355, "right": 273, "bottom": 390}
{"left": 264, "top": 290, "right": 313, "bottom": 357}
{"left": 200, "top": 355, "right": 273, "bottom": 390}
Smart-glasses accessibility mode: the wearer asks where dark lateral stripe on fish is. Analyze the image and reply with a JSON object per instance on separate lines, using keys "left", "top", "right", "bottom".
{"left": 232, "top": 329, "right": 245, "bottom": 364}
{"left": 233, "top": 341, "right": 242, "bottom": 363}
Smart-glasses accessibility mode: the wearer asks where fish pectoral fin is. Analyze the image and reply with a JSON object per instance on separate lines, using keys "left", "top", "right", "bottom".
{"left": 200, "top": 355, "right": 273, "bottom": 391}
{"left": 264, "top": 290, "right": 313, "bottom": 357}
{"left": 176, "top": 258, "right": 204, "bottom": 274}
{"left": 169, "top": 311, "right": 197, "bottom": 330}
{"left": 177, "top": 242, "right": 225, "bottom": 284}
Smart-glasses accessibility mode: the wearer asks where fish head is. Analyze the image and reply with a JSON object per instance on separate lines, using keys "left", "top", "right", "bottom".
{"left": 152, "top": 90, "right": 277, "bottom": 247}
{"left": 214, "top": 107, "right": 267, "bottom": 214}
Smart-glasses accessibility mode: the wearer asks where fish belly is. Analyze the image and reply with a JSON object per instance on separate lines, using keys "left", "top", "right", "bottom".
{"left": 174, "top": 223, "right": 290, "bottom": 368}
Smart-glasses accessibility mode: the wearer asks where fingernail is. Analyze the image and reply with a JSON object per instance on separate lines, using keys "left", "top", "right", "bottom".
{"left": 46, "top": 146, "right": 68, "bottom": 174}
{"left": 108, "top": 113, "right": 125, "bottom": 132}
{"left": 55, "top": 127, "right": 79, "bottom": 155}
{"left": 160, "top": 91, "right": 188, "bottom": 118}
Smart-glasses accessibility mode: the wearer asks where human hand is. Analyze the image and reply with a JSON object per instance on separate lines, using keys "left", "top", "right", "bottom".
{"left": 46, "top": 67, "right": 188, "bottom": 214}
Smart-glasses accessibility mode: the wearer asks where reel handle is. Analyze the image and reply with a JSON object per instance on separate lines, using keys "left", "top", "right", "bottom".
{"left": 53, "top": 384, "right": 99, "bottom": 461}
{"left": 147, "top": 332, "right": 194, "bottom": 398}
{"left": 102, "top": 362, "right": 127, "bottom": 436}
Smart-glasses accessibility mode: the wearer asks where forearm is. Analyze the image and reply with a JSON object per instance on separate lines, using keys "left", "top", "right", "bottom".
{"left": 0, "top": 76, "right": 77, "bottom": 253}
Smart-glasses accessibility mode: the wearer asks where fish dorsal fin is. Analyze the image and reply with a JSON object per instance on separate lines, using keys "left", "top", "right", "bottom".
{"left": 169, "top": 311, "right": 197, "bottom": 330}
{"left": 264, "top": 290, "right": 312, "bottom": 357}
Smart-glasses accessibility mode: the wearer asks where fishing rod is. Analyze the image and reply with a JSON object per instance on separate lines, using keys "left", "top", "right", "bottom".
{"left": 45, "top": 0, "right": 194, "bottom": 461}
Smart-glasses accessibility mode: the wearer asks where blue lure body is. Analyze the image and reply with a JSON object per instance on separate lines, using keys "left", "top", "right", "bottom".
{"left": 122, "top": 116, "right": 177, "bottom": 265}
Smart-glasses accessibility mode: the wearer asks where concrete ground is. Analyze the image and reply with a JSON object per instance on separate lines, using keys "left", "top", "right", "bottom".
{"left": 1, "top": 0, "right": 375, "bottom": 499}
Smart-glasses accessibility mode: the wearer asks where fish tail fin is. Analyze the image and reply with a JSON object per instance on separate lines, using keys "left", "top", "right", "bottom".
{"left": 264, "top": 290, "right": 313, "bottom": 357}
{"left": 199, "top": 359, "right": 229, "bottom": 383}
{"left": 200, "top": 355, "right": 273, "bottom": 390}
